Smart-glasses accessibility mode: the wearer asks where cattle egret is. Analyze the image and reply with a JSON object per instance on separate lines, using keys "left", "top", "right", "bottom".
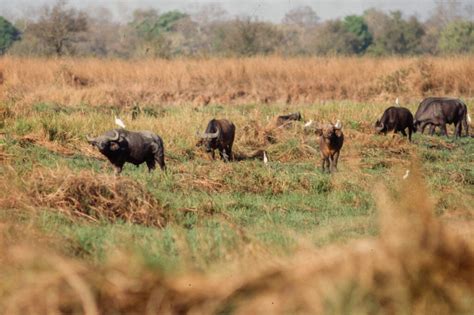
{"left": 403, "top": 169, "right": 410, "bottom": 180}
{"left": 396, "top": 97, "right": 400, "bottom": 106}
{"left": 263, "top": 151, "right": 268, "bottom": 165}
{"left": 468, "top": 113, "right": 472, "bottom": 124}
{"left": 115, "top": 116, "right": 126, "bottom": 129}
{"left": 335, "top": 120, "right": 342, "bottom": 129}
{"left": 304, "top": 120, "right": 314, "bottom": 127}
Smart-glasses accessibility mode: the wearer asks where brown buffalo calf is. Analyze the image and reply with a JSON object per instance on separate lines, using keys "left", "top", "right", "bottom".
{"left": 316, "top": 121, "right": 344, "bottom": 173}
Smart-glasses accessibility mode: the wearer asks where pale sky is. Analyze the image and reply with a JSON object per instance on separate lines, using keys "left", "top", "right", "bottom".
{"left": 1, "top": 0, "right": 471, "bottom": 22}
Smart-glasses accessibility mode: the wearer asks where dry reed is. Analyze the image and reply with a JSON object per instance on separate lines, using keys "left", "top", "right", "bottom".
{"left": 1, "top": 56, "right": 473, "bottom": 109}
{"left": 26, "top": 168, "right": 166, "bottom": 227}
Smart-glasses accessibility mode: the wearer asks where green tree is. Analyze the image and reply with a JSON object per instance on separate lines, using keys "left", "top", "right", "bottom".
{"left": 312, "top": 20, "right": 359, "bottom": 55}
{"left": 343, "top": 15, "right": 372, "bottom": 54}
{"left": 0, "top": 16, "right": 20, "bottom": 54}
{"left": 366, "top": 11, "right": 424, "bottom": 55}
{"left": 438, "top": 21, "right": 474, "bottom": 54}
{"left": 131, "top": 9, "right": 187, "bottom": 41}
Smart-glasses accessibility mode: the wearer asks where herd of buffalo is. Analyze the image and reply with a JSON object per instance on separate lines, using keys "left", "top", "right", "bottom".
{"left": 86, "top": 96, "right": 471, "bottom": 174}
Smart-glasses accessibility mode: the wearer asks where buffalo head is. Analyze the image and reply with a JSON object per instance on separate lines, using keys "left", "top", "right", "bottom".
{"left": 196, "top": 130, "right": 220, "bottom": 153}
{"left": 316, "top": 120, "right": 343, "bottom": 139}
{"left": 374, "top": 120, "right": 385, "bottom": 132}
{"left": 87, "top": 130, "right": 122, "bottom": 154}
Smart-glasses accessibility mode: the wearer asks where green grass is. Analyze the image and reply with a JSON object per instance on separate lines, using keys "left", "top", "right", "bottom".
{"left": 1, "top": 100, "right": 473, "bottom": 275}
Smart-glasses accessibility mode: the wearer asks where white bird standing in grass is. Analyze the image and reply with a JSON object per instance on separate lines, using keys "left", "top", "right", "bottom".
{"left": 304, "top": 120, "right": 314, "bottom": 127}
{"left": 263, "top": 151, "right": 268, "bottom": 165}
{"left": 395, "top": 97, "right": 400, "bottom": 106}
{"left": 403, "top": 169, "right": 410, "bottom": 180}
{"left": 115, "top": 116, "right": 126, "bottom": 129}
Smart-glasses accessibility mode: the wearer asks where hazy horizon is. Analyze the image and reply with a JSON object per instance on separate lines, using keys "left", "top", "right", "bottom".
{"left": 2, "top": 0, "right": 471, "bottom": 22}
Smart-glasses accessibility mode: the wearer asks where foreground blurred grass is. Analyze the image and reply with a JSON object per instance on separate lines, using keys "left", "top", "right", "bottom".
{"left": 0, "top": 100, "right": 473, "bottom": 314}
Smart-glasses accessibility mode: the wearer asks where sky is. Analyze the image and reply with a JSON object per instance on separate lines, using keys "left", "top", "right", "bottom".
{"left": 0, "top": 0, "right": 471, "bottom": 22}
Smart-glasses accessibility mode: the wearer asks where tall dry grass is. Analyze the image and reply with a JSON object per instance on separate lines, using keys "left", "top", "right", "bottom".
{"left": 0, "top": 164, "right": 473, "bottom": 314}
{"left": 0, "top": 56, "right": 473, "bottom": 108}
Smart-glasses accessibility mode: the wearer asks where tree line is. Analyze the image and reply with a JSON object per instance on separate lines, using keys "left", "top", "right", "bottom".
{"left": 0, "top": 0, "right": 473, "bottom": 58}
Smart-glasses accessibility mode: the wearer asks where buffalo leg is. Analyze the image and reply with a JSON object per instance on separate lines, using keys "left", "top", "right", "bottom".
{"left": 328, "top": 156, "right": 335, "bottom": 173}
{"left": 220, "top": 149, "right": 229, "bottom": 162}
{"left": 333, "top": 151, "right": 340, "bottom": 171}
{"left": 151, "top": 142, "right": 166, "bottom": 170}
{"left": 421, "top": 122, "right": 429, "bottom": 134}
{"left": 146, "top": 159, "right": 156, "bottom": 172}
{"left": 462, "top": 115, "right": 469, "bottom": 137}
{"left": 321, "top": 157, "right": 328, "bottom": 173}
{"left": 440, "top": 124, "right": 449, "bottom": 137}
{"left": 400, "top": 129, "right": 407, "bottom": 138}
{"left": 408, "top": 127, "right": 412, "bottom": 142}
{"left": 429, "top": 125, "right": 436, "bottom": 136}
{"left": 114, "top": 165, "right": 123, "bottom": 175}
{"left": 455, "top": 121, "right": 462, "bottom": 138}
{"left": 227, "top": 144, "right": 234, "bottom": 161}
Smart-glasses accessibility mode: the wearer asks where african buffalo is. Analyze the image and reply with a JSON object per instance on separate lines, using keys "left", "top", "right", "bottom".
{"left": 197, "top": 119, "right": 235, "bottom": 162}
{"left": 87, "top": 129, "right": 166, "bottom": 174}
{"left": 276, "top": 112, "right": 302, "bottom": 127}
{"left": 375, "top": 106, "right": 415, "bottom": 141}
{"left": 316, "top": 121, "right": 344, "bottom": 173}
{"left": 414, "top": 97, "right": 469, "bottom": 137}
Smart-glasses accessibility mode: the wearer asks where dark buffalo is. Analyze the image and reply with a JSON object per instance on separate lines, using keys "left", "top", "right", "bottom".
{"left": 87, "top": 129, "right": 166, "bottom": 174}
{"left": 316, "top": 121, "right": 344, "bottom": 173}
{"left": 414, "top": 97, "right": 469, "bottom": 137}
{"left": 197, "top": 119, "right": 235, "bottom": 162}
{"left": 276, "top": 112, "right": 302, "bottom": 127}
{"left": 375, "top": 106, "right": 415, "bottom": 141}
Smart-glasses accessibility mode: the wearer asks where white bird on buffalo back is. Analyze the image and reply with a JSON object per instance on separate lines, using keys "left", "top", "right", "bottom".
{"left": 115, "top": 116, "right": 126, "bottom": 129}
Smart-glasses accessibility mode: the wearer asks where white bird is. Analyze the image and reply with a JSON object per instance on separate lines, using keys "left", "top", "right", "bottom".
{"left": 334, "top": 119, "right": 342, "bottom": 129}
{"left": 403, "top": 169, "right": 410, "bottom": 180}
{"left": 304, "top": 120, "right": 314, "bottom": 127}
{"left": 395, "top": 97, "right": 400, "bottom": 106}
{"left": 115, "top": 116, "right": 126, "bottom": 129}
{"left": 468, "top": 113, "right": 472, "bottom": 124}
{"left": 263, "top": 151, "right": 268, "bottom": 165}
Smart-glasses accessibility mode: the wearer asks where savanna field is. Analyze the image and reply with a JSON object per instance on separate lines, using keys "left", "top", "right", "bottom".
{"left": 0, "top": 56, "right": 473, "bottom": 314}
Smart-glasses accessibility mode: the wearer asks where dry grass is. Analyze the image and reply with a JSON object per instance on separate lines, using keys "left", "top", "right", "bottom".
{"left": 1, "top": 167, "right": 166, "bottom": 228}
{"left": 1, "top": 56, "right": 473, "bottom": 109}
{"left": 0, "top": 165, "right": 473, "bottom": 314}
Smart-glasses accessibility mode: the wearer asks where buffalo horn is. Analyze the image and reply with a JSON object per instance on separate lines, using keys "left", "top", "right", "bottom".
{"left": 108, "top": 130, "right": 120, "bottom": 141}
{"left": 201, "top": 130, "right": 220, "bottom": 139}
{"left": 86, "top": 135, "right": 96, "bottom": 143}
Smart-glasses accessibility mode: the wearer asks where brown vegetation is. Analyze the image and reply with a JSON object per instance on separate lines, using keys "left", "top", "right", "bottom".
{"left": 1, "top": 57, "right": 473, "bottom": 108}
{"left": 2, "top": 167, "right": 166, "bottom": 227}
{"left": 1, "top": 166, "right": 473, "bottom": 314}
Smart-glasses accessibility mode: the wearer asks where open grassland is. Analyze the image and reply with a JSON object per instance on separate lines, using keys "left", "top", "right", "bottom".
{"left": 0, "top": 56, "right": 473, "bottom": 108}
{"left": 0, "top": 57, "right": 473, "bottom": 314}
